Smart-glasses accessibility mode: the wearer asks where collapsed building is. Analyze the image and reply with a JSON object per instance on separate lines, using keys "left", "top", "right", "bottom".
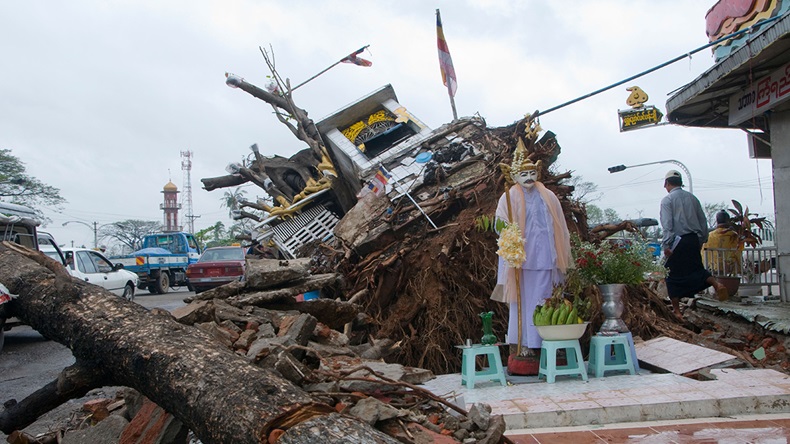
{"left": 203, "top": 82, "right": 503, "bottom": 258}
{"left": 215, "top": 78, "right": 613, "bottom": 251}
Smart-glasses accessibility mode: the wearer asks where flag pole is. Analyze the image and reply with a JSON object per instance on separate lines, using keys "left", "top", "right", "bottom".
{"left": 291, "top": 45, "right": 370, "bottom": 92}
{"left": 436, "top": 9, "right": 458, "bottom": 121}
{"left": 448, "top": 87, "right": 458, "bottom": 121}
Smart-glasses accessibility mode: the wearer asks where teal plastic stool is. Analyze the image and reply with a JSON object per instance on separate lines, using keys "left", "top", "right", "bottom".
{"left": 538, "top": 339, "right": 588, "bottom": 383}
{"left": 588, "top": 334, "right": 637, "bottom": 377}
{"left": 460, "top": 345, "right": 507, "bottom": 389}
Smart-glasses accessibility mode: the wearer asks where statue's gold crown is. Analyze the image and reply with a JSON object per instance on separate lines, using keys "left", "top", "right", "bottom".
{"left": 510, "top": 138, "right": 539, "bottom": 174}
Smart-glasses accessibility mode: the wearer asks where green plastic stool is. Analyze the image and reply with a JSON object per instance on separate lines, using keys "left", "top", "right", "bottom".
{"left": 460, "top": 345, "right": 507, "bottom": 389}
{"left": 588, "top": 334, "right": 637, "bottom": 377}
{"left": 538, "top": 339, "right": 588, "bottom": 383}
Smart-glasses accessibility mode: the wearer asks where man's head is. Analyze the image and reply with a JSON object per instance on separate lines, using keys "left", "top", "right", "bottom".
{"left": 664, "top": 170, "right": 683, "bottom": 191}
{"left": 715, "top": 210, "right": 730, "bottom": 225}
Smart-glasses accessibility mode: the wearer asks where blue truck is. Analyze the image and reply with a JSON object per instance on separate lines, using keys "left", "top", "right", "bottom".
{"left": 111, "top": 232, "right": 202, "bottom": 294}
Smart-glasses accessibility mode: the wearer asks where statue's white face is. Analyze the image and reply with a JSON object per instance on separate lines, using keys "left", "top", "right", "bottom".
{"left": 513, "top": 169, "right": 538, "bottom": 189}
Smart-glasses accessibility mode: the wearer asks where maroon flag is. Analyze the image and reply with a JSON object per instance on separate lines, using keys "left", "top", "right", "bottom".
{"left": 436, "top": 10, "right": 457, "bottom": 97}
{"left": 341, "top": 47, "right": 372, "bottom": 67}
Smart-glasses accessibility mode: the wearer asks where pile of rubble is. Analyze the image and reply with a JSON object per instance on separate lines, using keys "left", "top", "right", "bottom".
{"left": 10, "top": 387, "right": 505, "bottom": 444}
{"left": 157, "top": 257, "right": 508, "bottom": 443}
{"left": 3, "top": 253, "right": 511, "bottom": 443}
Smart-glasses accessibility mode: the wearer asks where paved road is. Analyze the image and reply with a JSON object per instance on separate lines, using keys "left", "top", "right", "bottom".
{"left": 0, "top": 289, "right": 191, "bottom": 439}
{"left": 134, "top": 287, "right": 192, "bottom": 312}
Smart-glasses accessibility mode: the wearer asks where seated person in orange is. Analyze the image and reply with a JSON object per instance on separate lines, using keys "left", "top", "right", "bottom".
{"left": 702, "top": 210, "right": 742, "bottom": 275}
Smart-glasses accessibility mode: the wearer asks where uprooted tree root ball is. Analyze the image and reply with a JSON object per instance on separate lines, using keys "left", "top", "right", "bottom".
{"left": 357, "top": 210, "right": 506, "bottom": 375}
{"left": 328, "top": 121, "right": 589, "bottom": 374}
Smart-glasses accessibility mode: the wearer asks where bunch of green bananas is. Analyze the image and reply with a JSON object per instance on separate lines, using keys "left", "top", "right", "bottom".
{"left": 533, "top": 298, "right": 583, "bottom": 326}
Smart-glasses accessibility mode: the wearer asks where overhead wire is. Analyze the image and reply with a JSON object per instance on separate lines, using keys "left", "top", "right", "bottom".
{"left": 539, "top": 14, "right": 785, "bottom": 116}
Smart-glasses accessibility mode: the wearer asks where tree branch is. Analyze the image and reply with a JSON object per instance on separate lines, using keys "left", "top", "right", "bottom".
{"left": 0, "top": 362, "right": 108, "bottom": 434}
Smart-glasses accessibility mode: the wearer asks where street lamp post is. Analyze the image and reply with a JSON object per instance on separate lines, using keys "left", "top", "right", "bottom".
{"left": 62, "top": 221, "right": 103, "bottom": 249}
{"left": 607, "top": 159, "right": 693, "bottom": 195}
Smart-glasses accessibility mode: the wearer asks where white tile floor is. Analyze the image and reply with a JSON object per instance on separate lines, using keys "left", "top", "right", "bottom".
{"left": 635, "top": 337, "right": 736, "bottom": 374}
{"left": 506, "top": 412, "right": 790, "bottom": 438}
{"left": 420, "top": 367, "right": 790, "bottom": 430}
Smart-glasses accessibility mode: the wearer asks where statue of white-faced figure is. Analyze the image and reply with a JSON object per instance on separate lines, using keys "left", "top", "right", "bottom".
{"left": 512, "top": 169, "right": 538, "bottom": 189}
{"left": 493, "top": 143, "right": 572, "bottom": 370}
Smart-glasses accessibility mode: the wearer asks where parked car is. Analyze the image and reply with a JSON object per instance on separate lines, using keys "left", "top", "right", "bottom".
{"left": 61, "top": 247, "right": 138, "bottom": 301}
{"left": 186, "top": 246, "right": 246, "bottom": 294}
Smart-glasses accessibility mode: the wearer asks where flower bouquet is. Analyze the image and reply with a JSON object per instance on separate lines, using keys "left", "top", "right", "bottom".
{"left": 572, "top": 238, "right": 659, "bottom": 287}
{"left": 568, "top": 237, "right": 663, "bottom": 333}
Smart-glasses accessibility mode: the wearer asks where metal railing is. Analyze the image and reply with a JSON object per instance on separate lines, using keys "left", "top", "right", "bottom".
{"left": 702, "top": 246, "right": 781, "bottom": 299}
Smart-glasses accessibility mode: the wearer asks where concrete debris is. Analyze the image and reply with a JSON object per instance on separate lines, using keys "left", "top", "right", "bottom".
{"left": 61, "top": 415, "right": 129, "bottom": 444}
{"left": 243, "top": 258, "right": 312, "bottom": 290}
{"left": 348, "top": 397, "right": 404, "bottom": 425}
{"left": 468, "top": 403, "right": 492, "bottom": 431}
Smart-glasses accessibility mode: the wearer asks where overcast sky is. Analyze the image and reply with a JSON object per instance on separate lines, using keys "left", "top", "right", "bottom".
{"left": 1, "top": 1, "right": 775, "bottom": 249}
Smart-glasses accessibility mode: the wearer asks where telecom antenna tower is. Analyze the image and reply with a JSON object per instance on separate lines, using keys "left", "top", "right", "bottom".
{"left": 181, "top": 150, "right": 196, "bottom": 234}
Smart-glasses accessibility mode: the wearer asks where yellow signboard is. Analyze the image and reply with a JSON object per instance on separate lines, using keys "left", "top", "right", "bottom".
{"left": 618, "top": 106, "right": 664, "bottom": 132}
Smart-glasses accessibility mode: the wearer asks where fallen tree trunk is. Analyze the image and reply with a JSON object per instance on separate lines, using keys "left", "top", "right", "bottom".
{"left": 0, "top": 243, "right": 398, "bottom": 443}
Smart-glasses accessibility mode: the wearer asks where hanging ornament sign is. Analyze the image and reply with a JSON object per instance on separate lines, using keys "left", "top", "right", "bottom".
{"left": 617, "top": 86, "right": 664, "bottom": 132}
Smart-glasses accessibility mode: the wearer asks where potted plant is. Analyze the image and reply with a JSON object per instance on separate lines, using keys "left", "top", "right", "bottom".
{"left": 728, "top": 200, "right": 770, "bottom": 248}
{"left": 572, "top": 238, "right": 657, "bottom": 287}
{"left": 570, "top": 236, "right": 661, "bottom": 333}
{"left": 703, "top": 200, "right": 772, "bottom": 298}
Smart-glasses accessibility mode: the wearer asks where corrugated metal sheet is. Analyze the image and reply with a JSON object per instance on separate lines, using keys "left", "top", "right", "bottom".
{"left": 697, "top": 298, "right": 790, "bottom": 334}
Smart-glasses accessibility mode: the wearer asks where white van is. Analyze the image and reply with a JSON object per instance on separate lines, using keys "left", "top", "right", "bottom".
{"left": 0, "top": 202, "right": 65, "bottom": 351}
{"left": 0, "top": 202, "right": 40, "bottom": 250}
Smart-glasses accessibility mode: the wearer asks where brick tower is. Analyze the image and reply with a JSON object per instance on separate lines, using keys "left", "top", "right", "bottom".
{"left": 161, "top": 181, "right": 181, "bottom": 232}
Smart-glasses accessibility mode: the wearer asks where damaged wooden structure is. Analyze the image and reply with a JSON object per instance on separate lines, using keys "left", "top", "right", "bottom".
{"left": 204, "top": 81, "right": 510, "bottom": 259}
{"left": 208, "top": 69, "right": 641, "bottom": 258}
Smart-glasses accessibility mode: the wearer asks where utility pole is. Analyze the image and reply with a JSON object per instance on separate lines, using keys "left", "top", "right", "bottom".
{"left": 186, "top": 214, "right": 201, "bottom": 234}
{"left": 63, "top": 220, "right": 101, "bottom": 248}
{"left": 181, "top": 150, "right": 195, "bottom": 234}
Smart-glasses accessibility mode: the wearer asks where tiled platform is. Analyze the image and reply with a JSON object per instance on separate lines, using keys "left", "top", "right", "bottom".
{"left": 635, "top": 336, "right": 736, "bottom": 374}
{"left": 507, "top": 413, "right": 790, "bottom": 443}
{"left": 420, "top": 367, "right": 790, "bottom": 430}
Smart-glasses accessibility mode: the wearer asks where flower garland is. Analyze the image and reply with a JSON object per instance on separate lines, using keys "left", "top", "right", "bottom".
{"left": 497, "top": 223, "right": 525, "bottom": 268}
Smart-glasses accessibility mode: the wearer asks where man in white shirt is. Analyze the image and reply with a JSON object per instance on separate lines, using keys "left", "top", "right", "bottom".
{"left": 660, "top": 170, "right": 727, "bottom": 317}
